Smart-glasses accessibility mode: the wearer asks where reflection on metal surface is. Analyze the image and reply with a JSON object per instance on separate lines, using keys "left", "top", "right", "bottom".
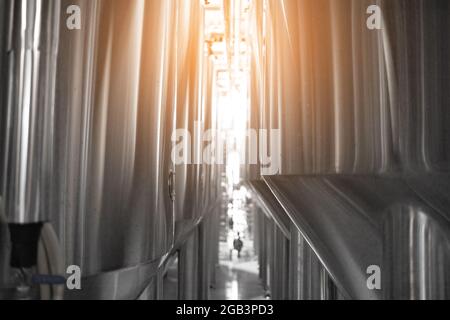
{"left": 64, "top": 259, "right": 160, "bottom": 300}
{"left": 263, "top": 174, "right": 450, "bottom": 299}
{"left": 248, "top": 0, "right": 450, "bottom": 301}
{"left": 383, "top": 203, "right": 450, "bottom": 300}
{"left": 248, "top": 181, "right": 290, "bottom": 239}
{"left": 2, "top": 0, "right": 61, "bottom": 224}
{"left": 0, "top": 0, "right": 224, "bottom": 299}
{"left": 0, "top": 0, "right": 449, "bottom": 301}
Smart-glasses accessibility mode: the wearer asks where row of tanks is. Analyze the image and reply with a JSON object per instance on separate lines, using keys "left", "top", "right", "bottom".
{"left": 248, "top": 0, "right": 450, "bottom": 300}
{"left": 0, "top": 0, "right": 223, "bottom": 299}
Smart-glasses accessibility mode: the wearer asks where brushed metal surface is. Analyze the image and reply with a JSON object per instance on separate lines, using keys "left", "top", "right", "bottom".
{"left": 249, "top": 0, "right": 450, "bottom": 176}
{"left": 51, "top": 0, "right": 173, "bottom": 276}
{"left": 63, "top": 258, "right": 161, "bottom": 300}
{"left": 248, "top": 180, "right": 290, "bottom": 239}
{"left": 172, "top": 0, "right": 207, "bottom": 244}
{"left": 263, "top": 174, "right": 450, "bottom": 299}
{"left": 0, "top": 1, "right": 207, "bottom": 299}
{"left": 249, "top": 0, "right": 450, "bottom": 300}
{"left": 1, "top": 0, "right": 448, "bottom": 301}
{"left": 2, "top": 0, "right": 61, "bottom": 224}
{"left": 382, "top": 203, "right": 450, "bottom": 299}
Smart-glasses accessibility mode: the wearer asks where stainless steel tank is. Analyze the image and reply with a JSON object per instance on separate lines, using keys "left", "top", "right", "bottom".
{"left": 173, "top": 0, "right": 206, "bottom": 244}
{"left": 249, "top": 0, "right": 450, "bottom": 300}
{"left": 2, "top": 0, "right": 61, "bottom": 225}
{"left": 0, "top": 0, "right": 199, "bottom": 299}
{"left": 54, "top": 0, "right": 179, "bottom": 297}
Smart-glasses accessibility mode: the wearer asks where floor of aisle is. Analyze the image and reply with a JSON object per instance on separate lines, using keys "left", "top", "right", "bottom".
{"left": 209, "top": 259, "right": 266, "bottom": 300}
{"left": 209, "top": 237, "right": 266, "bottom": 300}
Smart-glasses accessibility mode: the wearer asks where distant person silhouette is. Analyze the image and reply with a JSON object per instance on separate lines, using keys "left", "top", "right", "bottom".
{"left": 233, "top": 233, "right": 244, "bottom": 258}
